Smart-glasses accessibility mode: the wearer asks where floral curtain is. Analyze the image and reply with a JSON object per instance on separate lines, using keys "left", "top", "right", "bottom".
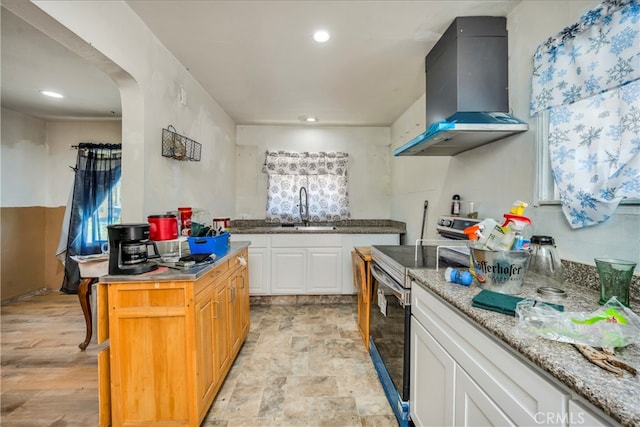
{"left": 530, "top": 0, "right": 640, "bottom": 228}
{"left": 264, "top": 151, "right": 350, "bottom": 222}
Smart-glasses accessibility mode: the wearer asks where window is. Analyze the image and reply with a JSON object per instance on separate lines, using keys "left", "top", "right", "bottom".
{"left": 264, "top": 151, "right": 350, "bottom": 223}
{"left": 87, "top": 181, "right": 121, "bottom": 245}
{"left": 530, "top": 0, "right": 640, "bottom": 228}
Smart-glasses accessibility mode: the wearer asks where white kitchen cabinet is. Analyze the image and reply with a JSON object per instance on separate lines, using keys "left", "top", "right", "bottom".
{"left": 271, "top": 248, "right": 306, "bottom": 294}
{"left": 411, "top": 282, "right": 568, "bottom": 426}
{"left": 271, "top": 234, "right": 342, "bottom": 295}
{"left": 410, "top": 316, "right": 455, "bottom": 427}
{"left": 241, "top": 235, "right": 270, "bottom": 295}
{"left": 307, "top": 248, "right": 342, "bottom": 293}
{"left": 455, "top": 366, "right": 515, "bottom": 426}
{"left": 240, "top": 232, "right": 399, "bottom": 295}
{"left": 568, "top": 400, "right": 610, "bottom": 427}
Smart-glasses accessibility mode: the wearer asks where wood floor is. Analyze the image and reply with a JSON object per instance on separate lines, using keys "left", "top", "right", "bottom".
{"left": 1, "top": 290, "right": 100, "bottom": 426}
{"left": 1, "top": 290, "right": 396, "bottom": 426}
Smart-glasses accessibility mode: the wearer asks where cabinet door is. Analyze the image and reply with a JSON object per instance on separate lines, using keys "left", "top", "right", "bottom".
{"left": 248, "top": 246, "right": 269, "bottom": 295}
{"left": 410, "top": 317, "right": 455, "bottom": 427}
{"left": 569, "top": 400, "right": 611, "bottom": 427}
{"left": 271, "top": 249, "right": 306, "bottom": 294}
{"left": 307, "top": 248, "right": 342, "bottom": 293}
{"left": 108, "top": 283, "right": 194, "bottom": 425}
{"left": 195, "top": 286, "right": 216, "bottom": 413}
{"left": 238, "top": 266, "right": 250, "bottom": 338}
{"left": 227, "top": 273, "right": 242, "bottom": 356}
{"left": 213, "top": 282, "right": 231, "bottom": 380}
{"left": 455, "top": 366, "right": 515, "bottom": 427}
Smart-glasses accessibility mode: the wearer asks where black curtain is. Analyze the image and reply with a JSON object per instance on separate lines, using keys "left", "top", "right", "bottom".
{"left": 61, "top": 143, "right": 122, "bottom": 294}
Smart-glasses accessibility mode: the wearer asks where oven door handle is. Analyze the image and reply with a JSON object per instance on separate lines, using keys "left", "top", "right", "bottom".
{"left": 370, "top": 263, "right": 410, "bottom": 307}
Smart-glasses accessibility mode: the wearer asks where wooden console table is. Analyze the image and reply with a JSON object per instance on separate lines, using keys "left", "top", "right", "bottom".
{"left": 77, "top": 277, "right": 98, "bottom": 350}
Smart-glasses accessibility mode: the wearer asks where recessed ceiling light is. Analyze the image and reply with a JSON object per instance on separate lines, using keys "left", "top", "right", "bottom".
{"left": 299, "top": 115, "right": 318, "bottom": 123}
{"left": 40, "top": 90, "right": 64, "bottom": 98}
{"left": 313, "top": 30, "right": 330, "bottom": 43}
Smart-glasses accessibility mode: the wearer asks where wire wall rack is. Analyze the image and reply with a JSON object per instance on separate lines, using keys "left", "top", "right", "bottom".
{"left": 162, "top": 125, "right": 202, "bottom": 161}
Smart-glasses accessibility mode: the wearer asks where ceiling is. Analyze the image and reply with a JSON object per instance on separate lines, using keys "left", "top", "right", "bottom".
{"left": 0, "top": 8, "right": 122, "bottom": 121}
{"left": 1, "top": 1, "right": 521, "bottom": 126}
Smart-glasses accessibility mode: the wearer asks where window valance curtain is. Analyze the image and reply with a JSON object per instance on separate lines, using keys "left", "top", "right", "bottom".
{"left": 264, "top": 150, "right": 348, "bottom": 176}
{"left": 530, "top": 0, "right": 640, "bottom": 228}
{"left": 264, "top": 151, "right": 350, "bottom": 223}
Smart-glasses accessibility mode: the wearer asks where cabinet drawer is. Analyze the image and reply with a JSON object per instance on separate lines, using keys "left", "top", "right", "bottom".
{"left": 412, "top": 283, "right": 568, "bottom": 426}
{"left": 272, "top": 234, "right": 341, "bottom": 247}
{"left": 195, "top": 261, "right": 229, "bottom": 295}
{"left": 229, "top": 248, "right": 248, "bottom": 272}
{"left": 110, "top": 283, "right": 187, "bottom": 308}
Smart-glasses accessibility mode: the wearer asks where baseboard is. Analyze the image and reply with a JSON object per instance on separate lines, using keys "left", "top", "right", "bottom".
{"left": 250, "top": 294, "right": 357, "bottom": 305}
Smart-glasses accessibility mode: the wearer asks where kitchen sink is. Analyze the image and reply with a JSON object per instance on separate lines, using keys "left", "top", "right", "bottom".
{"left": 294, "top": 225, "right": 337, "bottom": 231}
{"left": 267, "top": 225, "right": 338, "bottom": 231}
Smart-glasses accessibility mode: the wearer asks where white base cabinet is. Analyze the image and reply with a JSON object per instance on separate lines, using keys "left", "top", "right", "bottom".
{"left": 271, "top": 248, "right": 307, "bottom": 294}
{"left": 455, "top": 367, "right": 514, "bottom": 426}
{"left": 240, "top": 233, "right": 399, "bottom": 295}
{"left": 245, "top": 235, "right": 270, "bottom": 295}
{"left": 410, "top": 316, "right": 455, "bottom": 426}
{"left": 411, "top": 283, "right": 568, "bottom": 426}
{"left": 410, "top": 283, "right": 619, "bottom": 427}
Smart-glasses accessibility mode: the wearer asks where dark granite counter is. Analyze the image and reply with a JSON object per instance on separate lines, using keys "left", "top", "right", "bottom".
{"left": 100, "top": 241, "right": 250, "bottom": 283}
{"left": 409, "top": 268, "right": 640, "bottom": 426}
{"left": 229, "top": 219, "right": 405, "bottom": 234}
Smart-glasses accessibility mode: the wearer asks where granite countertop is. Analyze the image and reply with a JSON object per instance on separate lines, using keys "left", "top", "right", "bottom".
{"left": 229, "top": 219, "right": 405, "bottom": 234}
{"left": 409, "top": 268, "right": 640, "bottom": 426}
{"left": 100, "top": 241, "right": 250, "bottom": 283}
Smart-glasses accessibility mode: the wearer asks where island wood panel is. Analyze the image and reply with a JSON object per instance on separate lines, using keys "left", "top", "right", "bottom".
{"left": 100, "top": 247, "right": 250, "bottom": 426}
{"left": 107, "top": 281, "right": 197, "bottom": 426}
{"left": 352, "top": 247, "right": 372, "bottom": 349}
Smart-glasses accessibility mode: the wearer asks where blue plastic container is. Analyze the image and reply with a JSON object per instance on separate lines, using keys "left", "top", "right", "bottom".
{"left": 187, "top": 233, "right": 230, "bottom": 258}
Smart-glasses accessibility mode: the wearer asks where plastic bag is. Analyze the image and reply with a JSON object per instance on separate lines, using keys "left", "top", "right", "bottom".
{"left": 515, "top": 297, "right": 640, "bottom": 350}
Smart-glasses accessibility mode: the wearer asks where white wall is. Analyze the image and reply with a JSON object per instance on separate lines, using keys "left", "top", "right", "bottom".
{"left": 1, "top": 109, "right": 48, "bottom": 207}
{"left": 22, "top": 1, "right": 237, "bottom": 222}
{"left": 236, "top": 125, "right": 391, "bottom": 220}
{"left": 45, "top": 120, "right": 122, "bottom": 207}
{"left": 390, "top": 0, "right": 639, "bottom": 268}
{"left": 1, "top": 111, "right": 121, "bottom": 209}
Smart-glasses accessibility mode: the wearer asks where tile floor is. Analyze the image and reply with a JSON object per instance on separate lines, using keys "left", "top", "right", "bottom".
{"left": 1, "top": 290, "right": 397, "bottom": 426}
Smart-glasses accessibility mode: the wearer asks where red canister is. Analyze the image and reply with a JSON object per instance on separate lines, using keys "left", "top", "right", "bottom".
{"left": 178, "top": 207, "right": 193, "bottom": 235}
{"left": 147, "top": 215, "right": 179, "bottom": 241}
{"left": 213, "top": 217, "right": 231, "bottom": 231}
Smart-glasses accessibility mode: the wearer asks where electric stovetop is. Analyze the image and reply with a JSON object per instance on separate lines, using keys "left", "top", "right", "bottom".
{"left": 372, "top": 244, "right": 467, "bottom": 270}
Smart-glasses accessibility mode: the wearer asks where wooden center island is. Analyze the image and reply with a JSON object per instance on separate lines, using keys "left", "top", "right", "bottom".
{"left": 97, "top": 242, "right": 250, "bottom": 427}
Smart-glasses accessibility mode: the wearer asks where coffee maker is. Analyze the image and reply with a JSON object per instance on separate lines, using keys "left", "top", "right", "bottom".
{"left": 107, "top": 224, "right": 160, "bottom": 275}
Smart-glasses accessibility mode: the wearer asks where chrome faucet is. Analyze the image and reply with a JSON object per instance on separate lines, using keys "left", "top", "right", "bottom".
{"left": 299, "top": 186, "right": 309, "bottom": 226}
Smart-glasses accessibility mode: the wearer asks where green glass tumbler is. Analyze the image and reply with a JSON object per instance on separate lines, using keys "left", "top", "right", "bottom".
{"left": 595, "top": 258, "right": 637, "bottom": 308}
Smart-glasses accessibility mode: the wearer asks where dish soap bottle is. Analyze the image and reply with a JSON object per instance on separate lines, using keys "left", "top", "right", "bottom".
{"left": 451, "top": 194, "right": 461, "bottom": 217}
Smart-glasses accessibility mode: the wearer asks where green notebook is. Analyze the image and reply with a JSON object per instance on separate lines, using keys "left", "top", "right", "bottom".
{"left": 471, "top": 289, "right": 564, "bottom": 316}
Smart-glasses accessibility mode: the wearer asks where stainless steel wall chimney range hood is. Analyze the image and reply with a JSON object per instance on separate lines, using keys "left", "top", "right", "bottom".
{"left": 394, "top": 16, "right": 528, "bottom": 157}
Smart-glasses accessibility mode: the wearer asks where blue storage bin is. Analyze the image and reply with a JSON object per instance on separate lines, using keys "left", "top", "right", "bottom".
{"left": 187, "top": 233, "right": 230, "bottom": 258}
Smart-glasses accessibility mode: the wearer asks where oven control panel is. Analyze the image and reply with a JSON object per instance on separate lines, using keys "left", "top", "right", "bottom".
{"left": 436, "top": 216, "right": 482, "bottom": 239}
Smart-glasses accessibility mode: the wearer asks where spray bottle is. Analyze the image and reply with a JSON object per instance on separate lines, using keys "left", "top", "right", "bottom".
{"left": 463, "top": 218, "right": 499, "bottom": 284}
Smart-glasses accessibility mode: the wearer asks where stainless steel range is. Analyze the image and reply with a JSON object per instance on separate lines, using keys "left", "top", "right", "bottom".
{"left": 369, "top": 216, "right": 481, "bottom": 426}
